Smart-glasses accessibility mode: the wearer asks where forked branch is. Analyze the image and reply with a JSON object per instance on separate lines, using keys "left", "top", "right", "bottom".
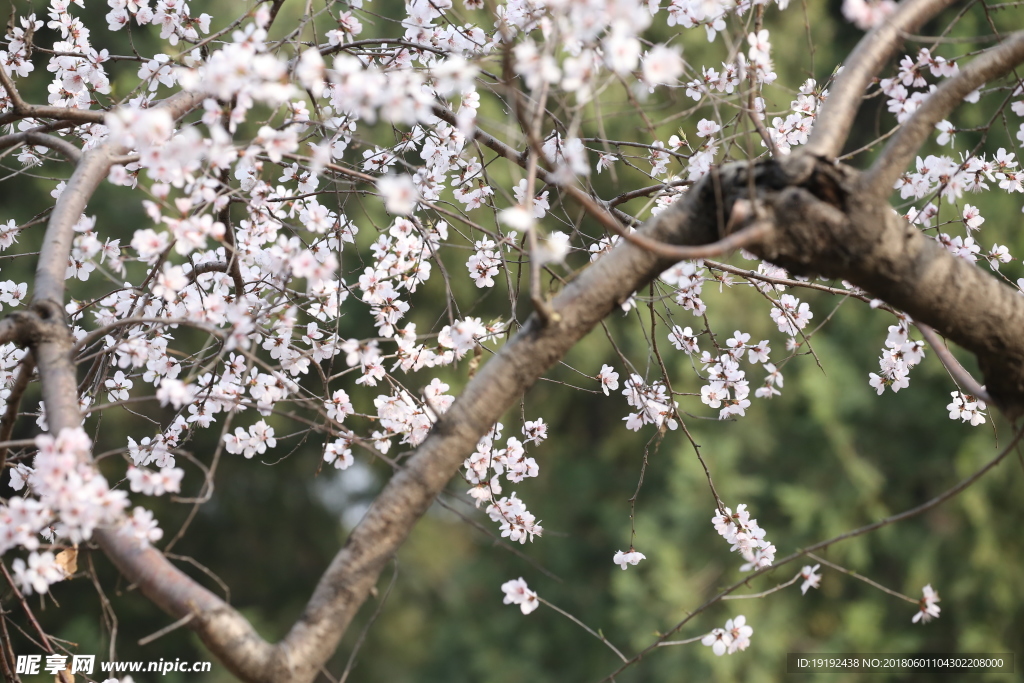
{"left": 863, "top": 30, "right": 1024, "bottom": 197}
{"left": 805, "top": 0, "right": 958, "bottom": 158}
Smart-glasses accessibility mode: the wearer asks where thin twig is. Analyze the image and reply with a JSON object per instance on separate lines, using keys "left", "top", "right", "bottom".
{"left": 722, "top": 572, "right": 801, "bottom": 600}
{"left": 601, "top": 426, "right": 1024, "bottom": 681}
{"left": 0, "top": 354, "right": 35, "bottom": 474}
{"left": 806, "top": 553, "right": 917, "bottom": 604}
{"left": 137, "top": 613, "right": 196, "bottom": 646}
{"left": 538, "top": 598, "right": 627, "bottom": 663}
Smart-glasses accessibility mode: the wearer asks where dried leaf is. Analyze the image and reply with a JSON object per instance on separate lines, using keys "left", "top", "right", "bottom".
{"left": 55, "top": 547, "right": 78, "bottom": 577}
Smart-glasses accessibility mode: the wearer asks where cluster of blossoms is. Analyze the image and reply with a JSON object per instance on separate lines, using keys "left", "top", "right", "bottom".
{"left": 898, "top": 149, "right": 1019, "bottom": 209}
{"left": 883, "top": 48, "right": 964, "bottom": 126}
{"left": 666, "top": 323, "right": 781, "bottom": 417}
{"left": 486, "top": 493, "right": 544, "bottom": 545}
{"left": 106, "top": 0, "right": 212, "bottom": 45}
{"left": 712, "top": 504, "right": 776, "bottom": 572}
{"left": 703, "top": 330, "right": 776, "bottom": 418}
{"left": 868, "top": 321, "right": 926, "bottom": 396}
{"left": 946, "top": 391, "right": 987, "bottom": 426}
{"left": 224, "top": 421, "right": 278, "bottom": 459}
{"left": 769, "top": 294, "right": 814, "bottom": 337}
{"left": 621, "top": 374, "right": 679, "bottom": 431}
{"left": 463, "top": 421, "right": 547, "bottom": 542}
{"left": 0, "top": 428, "right": 163, "bottom": 594}
{"left": 661, "top": 261, "right": 707, "bottom": 315}
{"left": 126, "top": 466, "right": 183, "bottom": 496}
{"left": 373, "top": 379, "right": 455, "bottom": 451}
{"left": 467, "top": 237, "right": 506, "bottom": 288}
{"left": 11, "top": 551, "right": 66, "bottom": 596}
{"left": 766, "top": 78, "right": 824, "bottom": 155}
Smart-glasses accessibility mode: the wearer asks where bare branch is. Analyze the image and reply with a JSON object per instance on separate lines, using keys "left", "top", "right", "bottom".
{"left": 72, "top": 317, "right": 225, "bottom": 354}
{"left": 0, "top": 132, "right": 81, "bottom": 162}
{"left": 137, "top": 613, "right": 195, "bottom": 647}
{"left": 94, "top": 529, "right": 277, "bottom": 680}
{"left": 537, "top": 597, "right": 628, "bottom": 662}
{"left": 805, "top": 553, "right": 918, "bottom": 605}
{"left": 623, "top": 213, "right": 772, "bottom": 260}
{"left": 862, "top": 30, "right": 1024, "bottom": 197}
{"left": 804, "top": 0, "right": 958, "bottom": 158}
{"left": 916, "top": 322, "right": 992, "bottom": 403}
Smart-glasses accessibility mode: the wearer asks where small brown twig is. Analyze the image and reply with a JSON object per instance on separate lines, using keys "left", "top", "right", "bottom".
{"left": 0, "top": 353, "right": 34, "bottom": 474}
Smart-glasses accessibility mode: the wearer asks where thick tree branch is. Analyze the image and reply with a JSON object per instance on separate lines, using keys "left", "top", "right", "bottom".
{"left": 862, "top": 30, "right": 1024, "bottom": 197}
{"left": 805, "top": 0, "right": 958, "bottom": 158}
{"left": 738, "top": 153, "right": 1024, "bottom": 415}
{"left": 18, "top": 89, "right": 280, "bottom": 682}
{"left": 271, "top": 178, "right": 723, "bottom": 683}
{"left": 0, "top": 316, "right": 24, "bottom": 345}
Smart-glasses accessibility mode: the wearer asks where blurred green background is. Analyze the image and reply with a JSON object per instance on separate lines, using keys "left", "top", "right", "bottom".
{"left": 1, "top": 0, "right": 1022, "bottom": 681}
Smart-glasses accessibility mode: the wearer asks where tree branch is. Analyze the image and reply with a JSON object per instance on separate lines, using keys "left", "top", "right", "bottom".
{"left": 805, "top": 0, "right": 958, "bottom": 158}
{"left": 0, "top": 66, "right": 106, "bottom": 128}
{"left": 0, "top": 131, "right": 81, "bottom": 162}
{"left": 271, "top": 175, "right": 723, "bottom": 683}
{"left": 749, "top": 154, "right": 1024, "bottom": 415}
{"left": 916, "top": 322, "right": 992, "bottom": 403}
{"left": 0, "top": 354, "right": 35, "bottom": 474}
{"left": 18, "top": 89, "right": 279, "bottom": 682}
{"left": 862, "top": 30, "right": 1024, "bottom": 197}
{"left": 0, "top": 316, "right": 24, "bottom": 345}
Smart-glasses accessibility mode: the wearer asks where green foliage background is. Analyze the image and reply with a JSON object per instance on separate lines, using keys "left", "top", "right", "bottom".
{"left": 1, "top": 0, "right": 1022, "bottom": 681}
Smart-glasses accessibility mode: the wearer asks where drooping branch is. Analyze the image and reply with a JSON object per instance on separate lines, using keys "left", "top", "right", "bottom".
{"left": 805, "top": 0, "right": 958, "bottom": 158}
{"left": 0, "top": 131, "right": 82, "bottom": 162}
{"left": 0, "top": 354, "right": 35, "bottom": 473}
{"left": 862, "top": 30, "right": 1024, "bottom": 197}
